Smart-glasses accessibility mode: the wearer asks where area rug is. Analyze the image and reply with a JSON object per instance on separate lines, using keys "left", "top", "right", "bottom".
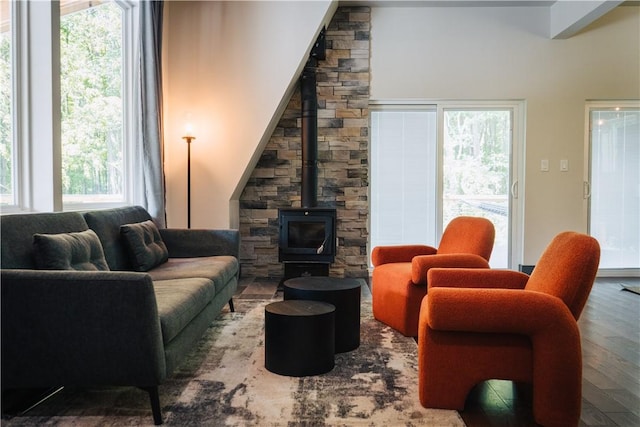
{"left": 2, "top": 284, "right": 465, "bottom": 426}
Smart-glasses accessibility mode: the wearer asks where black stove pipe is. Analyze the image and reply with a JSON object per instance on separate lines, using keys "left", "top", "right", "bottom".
{"left": 301, "top": 66, "right": 318, "bottom": 208}
{"left": 300, "top": 28, "right": 325, "bottom": 209}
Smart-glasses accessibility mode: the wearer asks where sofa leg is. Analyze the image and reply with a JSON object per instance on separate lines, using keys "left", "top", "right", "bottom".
{"left": 141, "top": 386, "right": 162, "bottom": 425}
{"left": 229, "top": 298, "right": 235, "bottom": 312}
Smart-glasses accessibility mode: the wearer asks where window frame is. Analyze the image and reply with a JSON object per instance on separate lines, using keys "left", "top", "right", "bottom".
{"left": 1, "top": 0, "right": 24, "bottom": 213}
{"left": 2, "top": 0, "right": 138, "bottom": 214}
{"left": 62, "top": 0, "right": 137, "bottom": 211}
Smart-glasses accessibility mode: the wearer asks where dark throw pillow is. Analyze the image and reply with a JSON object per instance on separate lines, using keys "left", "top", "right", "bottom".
{"left": 33, "top": 229, "right": 110, "bottom": 271}
{"left": 120, "top": 220, "right": 169, "bottom": 272}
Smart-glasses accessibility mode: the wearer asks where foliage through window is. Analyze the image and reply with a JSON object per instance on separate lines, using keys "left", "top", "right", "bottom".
{"left": 442, "top": 110, "right": 511, "bottom": 267}
{"left": 61, "top": 1, "right": 124, "bottom": 204}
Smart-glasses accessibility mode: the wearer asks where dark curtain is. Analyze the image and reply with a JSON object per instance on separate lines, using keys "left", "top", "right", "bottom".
{"left": 138, "top": 0, "right": 166, "bottom": 227}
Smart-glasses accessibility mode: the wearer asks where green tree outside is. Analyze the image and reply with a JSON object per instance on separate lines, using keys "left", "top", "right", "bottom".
{"left": 61, "top": 2, "right": 122, "bottom": 200}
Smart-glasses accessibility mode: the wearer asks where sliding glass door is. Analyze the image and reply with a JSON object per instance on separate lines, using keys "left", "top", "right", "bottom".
{"left": 587, "top": 104, "right": 640, "bottom": 272}
{"left": 371, "top": 102, "right": 523, "bottom": 269}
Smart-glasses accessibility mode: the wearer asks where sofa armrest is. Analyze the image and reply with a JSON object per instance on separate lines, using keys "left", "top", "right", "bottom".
{"left": 159, "top": 229, "right": 240, "bottom": 258}
{"left": 1, "top": 269, "right": 166, "bottom": 388}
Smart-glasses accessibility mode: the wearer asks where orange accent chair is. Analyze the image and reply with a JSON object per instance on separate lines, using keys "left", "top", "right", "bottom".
{"left": 371, "top": 216, "right": 495, "bottom": 337}
{"left": 418, "top": 231, "right": 600, "bottom": 427}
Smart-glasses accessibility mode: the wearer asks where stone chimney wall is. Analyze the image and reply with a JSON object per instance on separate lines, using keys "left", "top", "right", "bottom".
{"left": 238, "top": 6, "right": 370, "bottom": 279}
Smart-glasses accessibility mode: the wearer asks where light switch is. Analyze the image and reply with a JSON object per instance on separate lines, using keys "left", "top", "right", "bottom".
{"left": 540, "top": 159, "right": 549, "bottom": 172}
{"left": 560, "top": 159, "right": 569, "bottom": 172}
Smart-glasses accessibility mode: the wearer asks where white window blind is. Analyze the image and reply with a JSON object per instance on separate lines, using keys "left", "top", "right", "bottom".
{"left": 589, "top": 107, "right": 640, "bottom": 270}
{"left": 370, "top": 109, "right": 437, "bottom": 252}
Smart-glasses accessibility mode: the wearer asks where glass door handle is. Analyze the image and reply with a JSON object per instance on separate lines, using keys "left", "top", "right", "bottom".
{"left": 583, "top": 181, "right": 591, "bottom": 199}
{"left": 510, "top": 180, "right": 518, "bottom": 199}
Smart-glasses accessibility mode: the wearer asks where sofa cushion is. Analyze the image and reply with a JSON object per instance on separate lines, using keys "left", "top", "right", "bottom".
{"left": 33, "top": 229, "right": 110, "bottom": 271}
{"left": 153, "top": 278, "right": 216, "bottom": 343}
{"left": 0, "top": 211, "right": 89, "bottom": 269}
{"left": 120, "top": 220, "right": 169, "bottom": 272}
{"left": 83, "top": 206, "right": 152, "bottom": 271}
{"left": 146, "top": 256, "right": 239, "bottom": 293}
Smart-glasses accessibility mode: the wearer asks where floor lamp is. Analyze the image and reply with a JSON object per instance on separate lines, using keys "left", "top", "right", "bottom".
{"left": 182, "top": 132, "right": 195, "bottom": 228}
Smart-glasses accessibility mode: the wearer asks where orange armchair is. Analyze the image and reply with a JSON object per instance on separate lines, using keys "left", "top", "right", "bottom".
{"left": 418, "top": 231, "right": 600, "bottom": 427}
{"left": 371, "top": 216, "right": 495, "bottom": 337}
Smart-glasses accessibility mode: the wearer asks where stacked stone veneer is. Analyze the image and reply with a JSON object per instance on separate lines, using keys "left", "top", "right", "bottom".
{"left": 239, "top": 7, "right": 370, "bottom": 279}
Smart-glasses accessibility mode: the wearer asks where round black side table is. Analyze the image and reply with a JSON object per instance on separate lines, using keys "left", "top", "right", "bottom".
{"left": 264, "top": 300, "right": 335, "bottom": 377}
{"left": 284, "top": 276, "right": 361, "bottom": 353}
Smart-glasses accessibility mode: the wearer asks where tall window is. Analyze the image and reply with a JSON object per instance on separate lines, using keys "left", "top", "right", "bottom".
{"left": 0, "top": 1, "right": 136, "bottom": 213}
{"left": 588, "top": 104, "right": 640, "bottom": 271}
{"left": 0, "top": 1, "right": 14, "bottom": 206}
{"left": 61, "top": 1, "right": 126, "bottom": 206}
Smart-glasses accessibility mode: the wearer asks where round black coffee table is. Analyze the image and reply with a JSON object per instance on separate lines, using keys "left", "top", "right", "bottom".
{"left": 284, "top": 277, "right": 361, "bottom": 353}
{"left": 264, "top": 299, "right": 335, "bottom": 377}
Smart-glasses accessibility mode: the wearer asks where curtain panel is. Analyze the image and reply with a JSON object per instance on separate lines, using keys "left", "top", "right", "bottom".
{"left": 137, "top": 0, "right": 166, "bottom": 227}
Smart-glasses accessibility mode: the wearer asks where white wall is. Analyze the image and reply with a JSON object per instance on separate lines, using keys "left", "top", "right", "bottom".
{"left": 163, "top": 0, "right": 336, "bottom": 229}
{"left": 370, "top": 5, "right": 640, "bottom": 263}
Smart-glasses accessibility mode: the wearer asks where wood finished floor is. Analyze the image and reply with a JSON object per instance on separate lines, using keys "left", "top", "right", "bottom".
{"left": 239, "top": 276, "right": 640, "bottom": 427}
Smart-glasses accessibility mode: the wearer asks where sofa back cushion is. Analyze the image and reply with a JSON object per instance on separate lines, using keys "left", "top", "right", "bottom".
{"left": 0, "top": 212, "right": 89, "bottom": 269}
{"left": 83, "top": 206, "right": 152, "bottom": 271}
{"left": 120, "top": 220, "right": 169, "bottom": 271}
{"left": 33, "top": 229, "right": 110, "bottom": 271}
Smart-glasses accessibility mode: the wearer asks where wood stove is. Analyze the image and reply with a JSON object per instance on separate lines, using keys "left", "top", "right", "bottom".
{"left": 278, "top": 28, "right": 335, "bottom": 281}
{"left": 279, "top": 208, "right": 336, "bottom": 263}
{"left": 279, "top": 208, "right": 336, "bottom": 279}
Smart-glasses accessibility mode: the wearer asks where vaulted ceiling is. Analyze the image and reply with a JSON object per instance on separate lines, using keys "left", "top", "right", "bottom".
{"left": 340, "top": 0, "right": 636, "bottom": 39}
{"left": 2, "top": 1, "right": 635, "bottom": 39}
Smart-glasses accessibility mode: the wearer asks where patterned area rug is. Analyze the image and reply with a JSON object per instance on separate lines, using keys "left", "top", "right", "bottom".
{"left": 2, "top": 284, "right": 465, "bottom": 426}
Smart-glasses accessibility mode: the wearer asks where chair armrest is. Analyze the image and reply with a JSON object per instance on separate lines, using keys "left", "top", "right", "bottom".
{"left": 427, "top": 268, "right": 529, "bottom": 290}
{"left": 371, "top": 244, "right": 436, "bottom": 266}
{"left": 160, "top": 228, "right": 240, "bottom": 258}
{"left": 411, "top": 254, "right": 490, "bottom": 285}
{"left": 425, "top": 287, "right": 576, "bottom": 336}
{"left": 1, "top": 269, "right": 166, "bottom": 388}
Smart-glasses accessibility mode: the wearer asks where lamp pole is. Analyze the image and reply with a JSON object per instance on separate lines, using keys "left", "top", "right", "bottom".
{"left": 182, "top": 135, "right": 195, "bottom": 228}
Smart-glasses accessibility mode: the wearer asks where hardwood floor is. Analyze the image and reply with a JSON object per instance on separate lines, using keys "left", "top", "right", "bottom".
{"left": 459, "top": 277, "right": 640, "bottom": 427}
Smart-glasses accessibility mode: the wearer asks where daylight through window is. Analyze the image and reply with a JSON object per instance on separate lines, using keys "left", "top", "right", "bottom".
{"left": 61, "top": 1, "right": 124, "bottom": 205}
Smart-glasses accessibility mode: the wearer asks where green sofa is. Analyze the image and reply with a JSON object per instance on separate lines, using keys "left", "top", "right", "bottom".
{"left": 0, "top": 206, "right": 240, "bottom": 424}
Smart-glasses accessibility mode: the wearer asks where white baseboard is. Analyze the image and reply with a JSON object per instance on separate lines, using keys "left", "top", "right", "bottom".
{"left": 597, "top": 269, "right": 640, "bottom": 278}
